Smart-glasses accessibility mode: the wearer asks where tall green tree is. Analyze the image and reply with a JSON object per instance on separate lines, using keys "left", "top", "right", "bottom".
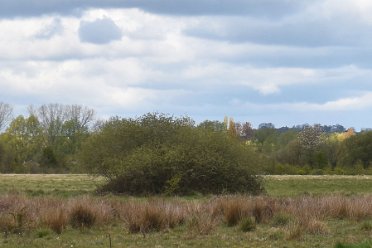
{"left": 28, "top": 104, "right": 95, "bottom": 169}
{"left": 1, "top": 115, "right": 43, "bottom": 171}
{"left": 297, "top": 125, "right": 326, "bottom": 167}
{"left": 341, "top": 131, "right": 372, "bottom": 168}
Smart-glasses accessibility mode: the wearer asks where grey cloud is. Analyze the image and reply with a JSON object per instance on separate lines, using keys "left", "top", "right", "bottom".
{"left": 34, "top": 18, "right": 63, "bottom": 39}
{"left": 218, "top": 46, "right": 372, "bottom": 68}
{"left": 0, "top": 0, "right": 310, "bottom": 18}
{"left": 78, "top": 18, "right": 122, "bottom": 44}
{"left": 186, "top": 13, "right": 372, "bottom": 47}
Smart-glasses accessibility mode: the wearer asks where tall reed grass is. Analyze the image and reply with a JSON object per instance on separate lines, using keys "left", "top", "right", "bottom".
{"left": 0, "top": 194, "right": 370, "bottom": 237}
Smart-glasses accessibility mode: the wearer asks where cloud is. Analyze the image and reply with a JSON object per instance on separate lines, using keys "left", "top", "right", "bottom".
{"left": 235, "top": 91, "right": 372, "bottom": 113}
{"left": 2, "top": 8, "right": 372, "bottom": 69}
{"left": 304, "top": 92, "right": 372, "bottom": 111}
{"left": 78, "top": 17, "right": 122, "bottom": 44}
{"left": 34, "top": 18, "right": 63, "bottom": 39}
{"left": 0, "top": 0, "right": 309, "bottom": 18}
{"left": 185, "top": 1, "right": 372, "bottom": 47}
{"left": 1, "top": 3, "right": 372, "bottom": 129}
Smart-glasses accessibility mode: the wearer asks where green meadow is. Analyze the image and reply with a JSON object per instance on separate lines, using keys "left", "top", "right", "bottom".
{"left": 0, "top": 174, "right": 371, "bottom": 197}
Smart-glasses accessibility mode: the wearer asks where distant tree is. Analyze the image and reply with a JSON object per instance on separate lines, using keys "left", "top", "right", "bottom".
{"left": 32, "top": 103, "right": 67, "bottom": 146}
{"left": 341, "top": 131, "right": 372, "bottom": 168}
{"left": 297, "top": 126, "right": 325, "bottom": 167}
{"left": 276, "top": 139, "right": 302, "bottom": 166}
{"left": 254, "top": 126, "right": 276, "bottom": 145}
{"left": 60, "top": 105, "right": 95, "bottom": 155}
{"left": 31, "top": 103, "right": 94, "bottom": 144}
{"left": 331, "top": 124, "right": 346, "bottom": 133}
{"left": 298, "top": 126, "right": 323, "bottom": 150}
{"left": 235, "top": 122, "right": 242, "bottom": 136}
{"left": 29, "top": 103, "right": 95, "bottom": 169}
{"left": 0, "top": 102, "right": 13, "bottom": 131}
{"left": 326, "top": 134, "right": 345, "bottom": 169}
{"left": 258, "top": 123, "right": 275, "bottom": 129}
{"left": 228, "top": 118, "right": 238, "bottom": 137}
{"left": 223, "top": 116, "right": 228, "bottom": 130}
{"left": 1, "top": 115, "right": 43, "bottom": 169}
{"left": 198, "top": 120, "right": 225, "bottom": 132}
{"left": 241, "top": 122, "right": 254, "bottom": 140}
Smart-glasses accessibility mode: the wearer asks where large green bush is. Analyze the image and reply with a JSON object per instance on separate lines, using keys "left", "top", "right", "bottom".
{"left": 80, "top": 113, "right": 263, "bottom": 195}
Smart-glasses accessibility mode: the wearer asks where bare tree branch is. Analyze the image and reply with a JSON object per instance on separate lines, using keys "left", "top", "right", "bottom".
{"left": 0, "top": 102, "right": 13, "bottom": 131}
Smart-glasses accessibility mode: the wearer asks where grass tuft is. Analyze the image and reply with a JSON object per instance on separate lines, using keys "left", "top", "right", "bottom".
{"left": 272, "top": 212, "right": 292, "bottom": 227}
{"left": 239, "top": 217, "right": 256, "bottom": 232}
{"left": 42, "top": 208, "right": 67, "bottom": 234}
{"left": 69, "top": 204, "right": 96, "bottom": 229}
{"left": 360, "top": 221, "right": 372, "bottom": 231}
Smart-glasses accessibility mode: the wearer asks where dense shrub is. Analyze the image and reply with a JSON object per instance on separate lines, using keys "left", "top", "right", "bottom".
{"left": 81, "top": 113, "right": 263, "bottom": 195}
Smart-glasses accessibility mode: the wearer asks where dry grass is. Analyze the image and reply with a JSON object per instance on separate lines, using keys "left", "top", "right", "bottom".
{"left": 304, "top": 219, "right": 330, "bottom": 235}
{"left": 119, "top": 199, "right": 186, "bottom": 234}
{"left": 220, "top": 197, "right": 249, "bottom": 226}
{"left": 187, "top": 211, "right": 217, "bottom": 235}
{"left": 41, "top": 208, "right": 67, "bottom": 234}
{"left": 0, "top": 194, "right": 370, "bottom": 237}
{"left": 0, "top": 213, "right": 16, "bottom": 234}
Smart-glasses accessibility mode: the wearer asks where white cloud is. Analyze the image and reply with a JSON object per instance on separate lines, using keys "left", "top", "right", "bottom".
{"left": 0, "top": 3, "right": 372, "bottom": 128}
{"left": 34, "top": 18, "right": 63, "bottom": 39}
{"left": 236, "top": 91, "right": 372, "bottom": 112}
{"left": 305, "top": 92, "right": 372, "bottom": 111}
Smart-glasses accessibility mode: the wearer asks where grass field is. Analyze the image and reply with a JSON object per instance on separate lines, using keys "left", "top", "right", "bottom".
{"left": 1, "top": 220, "right": 371, "bottom": 248}
{"left": 264, "top": 175, "right": 372, "bottom": 196}
{"left": 0, "top": 174, "right": 103, "bottom": 197}
{"left": 0, "top": 174, "right": 371, "bottom": 248}
{"left": 0, "top": 174, "right": 371, "bottom": 197}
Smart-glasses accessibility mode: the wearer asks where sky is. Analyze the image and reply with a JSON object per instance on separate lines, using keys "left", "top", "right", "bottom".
{"left": 1, "top": 0, "right": 372, "bottom": 129}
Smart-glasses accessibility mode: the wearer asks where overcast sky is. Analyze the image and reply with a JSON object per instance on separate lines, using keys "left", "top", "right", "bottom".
{"left": 1, "top": 0, "right": 372, "bottom": 129}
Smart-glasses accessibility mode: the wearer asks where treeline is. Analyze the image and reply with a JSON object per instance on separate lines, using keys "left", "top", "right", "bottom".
{"left": 240, "top": 123, "right": 371, "bottom": 175}
{"left": 199, "top": 118, "right": 372, "bottom": 175}
{"left": 0, "top": 103, "right": 94, "bottom": 173}
{"left": 0, "top": 102, "right": 371, "bottom": 175}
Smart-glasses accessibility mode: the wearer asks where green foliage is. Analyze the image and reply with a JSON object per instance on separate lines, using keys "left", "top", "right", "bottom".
{"left": 81, "top": 113, "right": 263, "bottom": 195}
{"left": 341, "top": 131, "right": 372, "bottom": 168}
{"left": 41, "top": 147, "right": 58, "bottom": 168}
{"left": 271, "top": 212, "right": 292, "bottom": 227}
{"left": 0, "top": 103, "right": 371, "bottom": 175}
{"left": 0, "top": 104, "right": 94, "bottom": 173}
{"left": 198, "top": 120, "right": 225, "bottom": 132}
{"left": 239, "top": 217, "right": 256, "bottom": 232}
{"left": 0, "top": 141, "right": 5, "bottom": 167}
{"left": 0, "top": 115, "right": 43, "bottom": 168}
{"left": 36, "top": 228, "right": 51, "bottom": 238}
{"left": 334, "top": 241, "right": 372, "bottom": 248}
{"left": 360, "top": 221, "right": 372, "bottom": 231}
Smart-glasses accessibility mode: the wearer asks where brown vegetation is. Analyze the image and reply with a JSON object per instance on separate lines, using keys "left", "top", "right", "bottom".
{"left": 0, "top": 194, "right": 370, "bottom": 238}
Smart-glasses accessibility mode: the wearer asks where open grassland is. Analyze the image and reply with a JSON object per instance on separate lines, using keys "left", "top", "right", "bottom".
{"left": 0, "top": 174, "right": 371, "bottom": 247}
{"left": 0, "top": 174, "right": 104, "bottom": 197}
{"left": 0, "top": 174, "right": 371, "bottom": 197}
{"left": 264, "top": 175, "right": 372, "bottom": 197}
